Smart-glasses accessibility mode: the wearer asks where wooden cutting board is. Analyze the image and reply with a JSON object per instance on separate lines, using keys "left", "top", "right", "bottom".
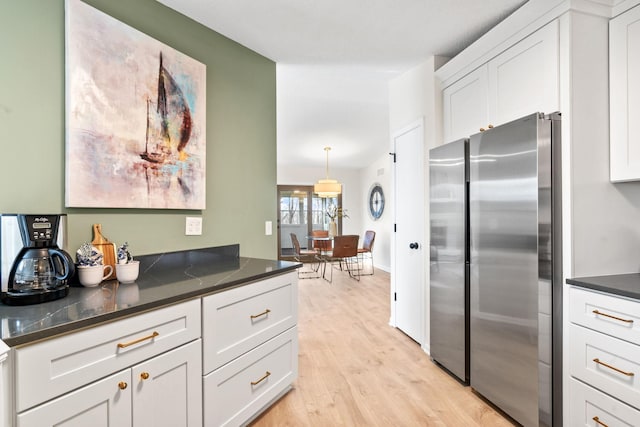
{"left": 92, "top": 224, "right": 117, "bottom": 280}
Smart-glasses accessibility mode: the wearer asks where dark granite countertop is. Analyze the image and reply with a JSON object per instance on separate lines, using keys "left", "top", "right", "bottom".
{"left": 566, "top": 273, "right": 640, "bottom": 301}
{"left": 0, "top": 245, "right": 300, "bottom": 347}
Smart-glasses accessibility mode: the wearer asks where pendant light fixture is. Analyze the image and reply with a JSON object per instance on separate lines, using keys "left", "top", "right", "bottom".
{"left": 314, "top": 146, "right": 342, "bottom": 197}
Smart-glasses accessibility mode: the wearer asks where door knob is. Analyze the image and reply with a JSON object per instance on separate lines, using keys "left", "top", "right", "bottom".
{"left": 409, "top": 242, "right": 419, "bottom": 249}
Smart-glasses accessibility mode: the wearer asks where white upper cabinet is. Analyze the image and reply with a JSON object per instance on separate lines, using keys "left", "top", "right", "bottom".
{"left": 441, "top": 20, "right": 559, "bottom": 143}
{"left": 610, "top": 4, "right": 640, "bottom": 182}
{"left": 488, "top": 20, "right": 559, "bottom": 126}
{"left": 442, "top": 66, "right": 489, "bottom": 143}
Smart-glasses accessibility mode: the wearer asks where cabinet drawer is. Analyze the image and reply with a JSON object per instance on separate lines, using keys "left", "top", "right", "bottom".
{"left": 569, "top": 286, "right": 640, "bottom": 345}
{"left": 202, "top": 271, "right": 297, "bottom": 373}
{"left": 15, "top": 299, "right": 201, "bottom": 412}
{"left": 203, "top": 326, "right": 298, "bottom": 427}
{"left": 569, "top": 377, "right": 640, "bottom": 427}
{"left": 569, "top": 324, "right": 640, "bottom": 410}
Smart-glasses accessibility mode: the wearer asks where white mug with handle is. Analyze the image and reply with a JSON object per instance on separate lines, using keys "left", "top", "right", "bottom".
{"left": 77, "top": 264, "right": 113, "bottom": 287}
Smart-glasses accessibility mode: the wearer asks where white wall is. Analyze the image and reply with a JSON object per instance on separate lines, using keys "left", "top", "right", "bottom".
{"left": 388, "top": 56, "right": 447, "bottom": 350}
{"left": 359, "top": 154, "right": 392, "bottom": 272}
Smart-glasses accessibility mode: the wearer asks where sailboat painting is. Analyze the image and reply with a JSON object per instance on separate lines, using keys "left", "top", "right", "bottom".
{"left": 65, "top": 0, "right": 206, "bottom": 209}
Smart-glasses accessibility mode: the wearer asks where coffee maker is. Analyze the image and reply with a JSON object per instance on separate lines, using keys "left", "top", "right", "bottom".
{"left": 1, "top": 214, "right": 75, "bottom": 305}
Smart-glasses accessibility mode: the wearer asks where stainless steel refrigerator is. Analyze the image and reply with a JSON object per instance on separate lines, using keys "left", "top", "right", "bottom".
{"left": 430, "top": 112, "right": 562, "bottom": 427}
{"left": 469, "top": 112, "right": 562, "bottom": 427}
{"left": 429, "top": 138, "right": 469, "bottom": 384}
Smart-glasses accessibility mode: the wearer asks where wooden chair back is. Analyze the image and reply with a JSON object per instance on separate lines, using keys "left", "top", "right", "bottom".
{"left": 312, "top": 230, "right": 331, "bottom": 251}
{"left": 331, "top": 235, "right": 358, "bottom": 258}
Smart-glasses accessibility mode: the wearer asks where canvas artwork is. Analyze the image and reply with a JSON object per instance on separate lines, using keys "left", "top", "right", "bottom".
{"left": 65, "top": 0, "right": 206, "bottom": 209}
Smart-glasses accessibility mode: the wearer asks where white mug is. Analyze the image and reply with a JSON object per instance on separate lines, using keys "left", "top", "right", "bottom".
{"left": 77, "top": 264, "right": 113, "bottom": 287}
{"left": 115, "top": 260, "right": 140, "bottom": 284}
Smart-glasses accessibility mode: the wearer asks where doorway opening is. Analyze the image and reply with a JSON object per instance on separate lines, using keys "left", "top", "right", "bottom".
{"left": 277, "top": 185, "right": 343, "bottom": 261}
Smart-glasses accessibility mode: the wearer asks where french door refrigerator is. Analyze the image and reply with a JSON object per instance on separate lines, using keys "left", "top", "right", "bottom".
{"left": 469, "top": 112, "right": 562, "bottom": 427}
{"left": 429, "top": 138, "right": 469, "bottom": 384}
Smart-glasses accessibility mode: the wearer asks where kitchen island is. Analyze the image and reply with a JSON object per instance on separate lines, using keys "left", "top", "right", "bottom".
{"left": 0, "top": 245, "right": 300, "bottom": 427}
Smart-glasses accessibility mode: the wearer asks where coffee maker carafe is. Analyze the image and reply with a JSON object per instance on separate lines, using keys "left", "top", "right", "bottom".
{"left": 1, "top": 214, "right": 74, "bottom": 305}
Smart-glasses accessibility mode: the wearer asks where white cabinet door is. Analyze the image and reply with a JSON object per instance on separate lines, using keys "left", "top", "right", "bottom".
{"left": 488, "top": 20, "right": 559, "bottom": 125}
{"left": 442, "top": 20, "right": 559, "bottom": 144}
{"left": 17, "top": 370, "right": 132, "bottom": 427}
{"left": 442, "top": 66, "right": 489, "bottom": 143}
{"left": 610, "top": 5, "right": 640, "bottom": 182}
{"left": 132, "top": 339, "right": 202, "bottom": 427}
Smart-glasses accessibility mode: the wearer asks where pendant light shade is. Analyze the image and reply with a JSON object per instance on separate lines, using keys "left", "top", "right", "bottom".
{"left": 314, "top": 147, "right": 342, "bottom": 198}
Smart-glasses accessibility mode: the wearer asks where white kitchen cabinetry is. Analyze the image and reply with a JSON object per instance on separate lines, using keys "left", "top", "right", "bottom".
{"left": 17, "top": 370, "right": 133, "bottom": 427}
{"left": 610, "top": 4, "right": 640, "bottom": 182}
{"left": 202, "top": 271, "right": 298, "bottom": 426}
{"left": 442, "top": 66, "right": 489, "bottom": 142}
{"left": 13, "top": 299, "right": 202, "bottom": 427}
{"left": 568, "top": 286, "right": 640, "bottom": 426}
{"left": 17, "top": 340, "right": 202, "bottom": 427}
{"left": 441, "top": 20, "right": 559, "bottom": 143}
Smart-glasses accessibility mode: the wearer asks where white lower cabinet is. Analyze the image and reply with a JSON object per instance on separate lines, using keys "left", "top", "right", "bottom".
{"left": 17, "top": 340, "right": 202, "bottom": 427}
{"left": 202, "top": 271, "right": 299, "bottom": 427}
{"left": 203, "top": 327, "right": 298, "bottom": 427}
{"left": 569, "top": 377, "right": 640, "bottom": 427}
{"left": 8, "top": 271, "right": 298, "bottom": 427}
{"left": 569, "top": 286, "right": 640, "bottom": 426}
{"left": 17, "top": 370, "right": 132, "bottom": 427}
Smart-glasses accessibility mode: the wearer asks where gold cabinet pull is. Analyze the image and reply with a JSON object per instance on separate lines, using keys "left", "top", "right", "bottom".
{"left": 140, "top": 372, "right": 150, "bottom": 380}
{"left": 488, "top": 124, "right": 494, "bottom": 129}
{"left": 593, "top": 416, "right": 609, "bottom": 427}
{"left": 118, "top": 381, "right": 128, "bottom": 390}
{"left": 251, "top": 371, "right": 271, "bottom": 386}
{"left": 250, "top": 309, "right": 271, "bottom": 320}
{"left": 479, "top": 127, "right": 485, "bottom": 132}
{"left": 593, "top": 358, "right": 635, "bottom": 377}
{"left": 117, "top": 331, "right": 159, "bottom": 349}
{"left": 592, "top": 309, "right": 634, "bottom": 324}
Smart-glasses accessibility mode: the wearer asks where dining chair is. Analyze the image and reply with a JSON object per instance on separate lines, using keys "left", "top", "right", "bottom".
{"left": 311, "top": 229, "right": 331, "bottom": 253}
{"left": 290, "top": 233, "right": 320, "bottom": 279}
{"left": 357, "top": 230, "right": 376, "bottom": 275}
{"left": 321, "top": 234, "right": 359, "bottom": 283}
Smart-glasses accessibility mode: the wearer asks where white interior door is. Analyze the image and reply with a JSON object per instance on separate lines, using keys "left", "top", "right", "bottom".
{"left": 393, "top": 120, "right": 425, "bottom": 344}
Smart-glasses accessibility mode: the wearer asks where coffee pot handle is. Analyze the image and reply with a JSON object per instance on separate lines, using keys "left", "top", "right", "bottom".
{"left": 49, "top": 249, "right": 76, "bottom": 281}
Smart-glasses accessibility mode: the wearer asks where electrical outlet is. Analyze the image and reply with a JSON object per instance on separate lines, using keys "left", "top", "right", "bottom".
{"left": 185, "top": 216, "right": 202, "bottom": 235}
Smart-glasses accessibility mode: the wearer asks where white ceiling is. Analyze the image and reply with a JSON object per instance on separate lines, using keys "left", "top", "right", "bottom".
{"left": 156, "top": 0, "right": 528, "bottom": 169}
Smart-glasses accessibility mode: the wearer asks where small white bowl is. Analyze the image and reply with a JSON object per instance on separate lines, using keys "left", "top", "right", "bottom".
{"left": 115, "top": 260, "right": 140, "bottom": 284}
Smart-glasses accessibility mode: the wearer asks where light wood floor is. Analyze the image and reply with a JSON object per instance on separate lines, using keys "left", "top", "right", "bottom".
{"left": 250, "top": 267, "right": 517, "bottom": 426}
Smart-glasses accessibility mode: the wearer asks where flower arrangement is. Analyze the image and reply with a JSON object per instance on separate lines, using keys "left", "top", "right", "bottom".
{"left": 117, "top": 242, "right": 134, "bottom": 264}
{"left": 326, "top": 204, "right": 349, "bottom": 220}
{"left": 76, "top": 242, "right": 103, "bottom": 266}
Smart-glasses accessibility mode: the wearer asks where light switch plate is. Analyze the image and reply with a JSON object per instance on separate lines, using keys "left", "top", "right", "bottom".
{"left": 185, "top": 216, "right": 202, "bottom": 235}
{"left": 265, "top": 221, "right": 272, "bottom": 236}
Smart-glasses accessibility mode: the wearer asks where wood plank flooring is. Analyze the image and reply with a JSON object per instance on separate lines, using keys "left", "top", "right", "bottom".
{"left": 250, "top": 268, "right": 517, "bottom": 426}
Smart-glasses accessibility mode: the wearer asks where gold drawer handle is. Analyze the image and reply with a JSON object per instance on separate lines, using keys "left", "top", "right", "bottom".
{"left": 250, "top": 309, "right": 271, "bottom": 320}
{"left": 117, "top": 331, "right": 159, "bottom": 348}
{"left": 593, "top": 358, "right": 635, "bottom": 377}
{"left": 593, "top": 416, "right": 609, "bottom": 427}
{"left": 251, "top": 371, "right": 271, "bottom": 386}
{"left": 118, "top": 381, "right": 128, "bottom": 390}
{"left": 592, "top": 309, "right": 634, "bottom": 324}
{"left": 140, "top": 372, "right": 150, "bottom": 380}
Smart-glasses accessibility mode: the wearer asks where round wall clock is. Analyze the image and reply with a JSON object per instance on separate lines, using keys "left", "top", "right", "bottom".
{"left": 368, "top": 184, "right": 385, "bottom": 220}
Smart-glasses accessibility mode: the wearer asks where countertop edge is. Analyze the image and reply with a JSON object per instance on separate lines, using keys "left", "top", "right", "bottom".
{"left": 566, "top": 274, "right": 640, "bottom": 301}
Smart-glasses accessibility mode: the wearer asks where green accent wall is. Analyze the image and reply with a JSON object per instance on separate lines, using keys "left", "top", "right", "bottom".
{"left": 0, "top": 0, "right": 277, "bottom": 259}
